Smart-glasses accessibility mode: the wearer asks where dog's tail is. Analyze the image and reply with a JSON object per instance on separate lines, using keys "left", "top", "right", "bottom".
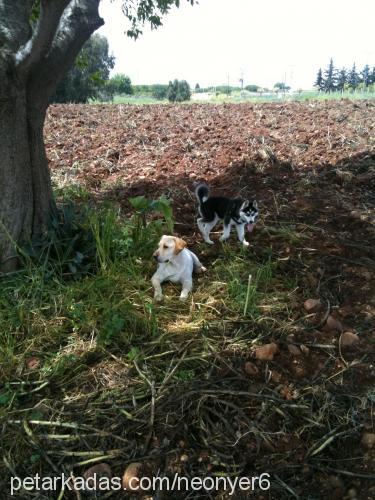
{"left": 195, "top": 183, "right": 209, "bottom": 204}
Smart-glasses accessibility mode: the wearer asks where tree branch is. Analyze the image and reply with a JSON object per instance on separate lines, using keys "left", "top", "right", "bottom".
{"left": 16, "top": 0, "right": 71, "bottom": 73}
{"left": 0, "top": 0, "right": 34, "bottom": 53}
{"left": 27, "top": 0, "right": 104, "bottom": 105}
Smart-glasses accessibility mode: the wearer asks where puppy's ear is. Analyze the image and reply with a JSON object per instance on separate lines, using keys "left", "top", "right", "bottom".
{"left": 240, "top": 200, "right": 250, "bottom": 210}
{"left": 174, "top": 237, "right": 187, "bottom": 254}
{"left": 252, "top": 200, "right": 258, "bottom": 209}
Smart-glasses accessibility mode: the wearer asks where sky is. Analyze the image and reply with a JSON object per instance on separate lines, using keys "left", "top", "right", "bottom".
{"left": 98, "top": 0, "right": 375, "bottom": 90}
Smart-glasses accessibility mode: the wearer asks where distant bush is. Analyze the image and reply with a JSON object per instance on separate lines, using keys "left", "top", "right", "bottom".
{"left": 151, "top": 84, "right": 168, "bottom": 99}
{"left": 167, "top": 79, "right": 191, "bottom": 102}
{"left": 109, "top": 74, "right": 133, "bottom": 95}
{"left": 245, "top": 84, "right": 259, "bottom": 92}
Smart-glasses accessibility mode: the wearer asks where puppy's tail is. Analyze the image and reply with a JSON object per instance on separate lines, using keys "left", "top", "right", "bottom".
{"left": 195, "top": 183, "right": 209, "bottom": 204}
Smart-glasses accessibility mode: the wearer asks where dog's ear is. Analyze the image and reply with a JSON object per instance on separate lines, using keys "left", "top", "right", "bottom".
{"left": 240, "top": 200, "right": 250, "bottom": 210}
{"left": 174, "top": 237, "right": 187, "bottom": 254}
{"left": 252, "top": 200, "right": 258, "bottom": 209}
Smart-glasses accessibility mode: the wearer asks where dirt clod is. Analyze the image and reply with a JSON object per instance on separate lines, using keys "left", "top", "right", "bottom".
{"left": 254, "top": 343, "right": 278, "bottom": 361}
{"left": 304, "top": 298, "right": 323, "bottom": 313}
{"left": 244, "top": 361, "right": 259, "bottom": 375}
{"left": 341, "top": 331, "right": 360, "bottom": 347}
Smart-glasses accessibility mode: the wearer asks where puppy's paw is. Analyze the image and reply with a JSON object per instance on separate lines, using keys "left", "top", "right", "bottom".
{"left": 205, "top": 240, "right": 214, "bottom": 245}
{"left": 242, "top": 240, "right": 250, "bottom": 247}
{"left": 219, "top": 236, "right": 229, "bottom": 242}
{"left": 154, "top": 294, "right": 163, "bottom": 302}
{"left": 179, "top": 294, "right": 188, "bottom": 301}
{"left": 195, "top": 266, "right": 207, "bottom": 274}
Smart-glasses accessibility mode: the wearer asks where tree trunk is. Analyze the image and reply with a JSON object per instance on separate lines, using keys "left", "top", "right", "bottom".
{"left": 0, "top": 0, "right": 103, "bottom": 271}
{"left": 0, "top": 73, "right": 52, "bottom": 271}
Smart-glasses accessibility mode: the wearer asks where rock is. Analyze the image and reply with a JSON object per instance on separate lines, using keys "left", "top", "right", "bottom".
{"left": 122, "top": 462, "right": 147, "bottom": 492}
{"left": 304, "top": 298, "right": 323, "bottom": 313}
{"left": 254, "top": 343, "right": 278, "bottom": 361}
{"left": 244, "top": 361, "right": 259, "bottom": 375}
{"left": 83, "top": 464, "right": 112, "bottom": 491}
{"left": 288, "top": 344, "right": 302, "bottom": 356}
{"left": 325, "top": 315, "right": 343, "bottom": 332}
{"left": 361, "top": 433, "right": 375, "bottom": 449}
{"left": 341, "top": 331, "right": 359, "bottom": 347}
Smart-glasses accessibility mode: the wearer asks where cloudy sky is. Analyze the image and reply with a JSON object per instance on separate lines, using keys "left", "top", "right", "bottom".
{"left": 98, "top": 0, "right": 375, "bottom": 90}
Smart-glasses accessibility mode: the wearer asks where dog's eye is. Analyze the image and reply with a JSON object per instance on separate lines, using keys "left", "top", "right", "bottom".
{"left": 164, "top": 244, "right": 169, "bottom": 249}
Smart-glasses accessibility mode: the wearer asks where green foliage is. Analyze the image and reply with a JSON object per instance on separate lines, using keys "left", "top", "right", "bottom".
{"left": 347, "top": 63, "right": 360, "bottom": 90}
{"left": 125, "top": 195, "right": 174, "bottom": 256}
{"left": 314, "top": 60, "right": 374, "bottom": 92}
{"left": 314, "top": 68, "right": 324, "bottom": 91}
{"left": 323, "top": 58, "right": 337, "bottom": 93}
{"left": 167, "top": 79, "right": 191, "bottom": 102}
{"left": 122, "top": 0, "right": 196, "bottom": 39}
{"left": 336, "top": 68, "right": 347, "bottom": 92}
{"left": 107, "top": 74, "right": 133, "bottom": 96}
{"left": 151, "top": 84, "right": 169, "bottom": 99}
{"left": 244, "top": 84, "right": 259, "bottom": 92}
{"left": 22, "top": 204, "right": 98, "bottom": 279}
{"left": 274, "top": 82, "right": 291, "bottom": 91}
{"left": 52, "top": 34, "right": 115, "bottom": 103}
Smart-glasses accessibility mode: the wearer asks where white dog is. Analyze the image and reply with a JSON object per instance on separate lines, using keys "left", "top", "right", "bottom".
{"left": 151, "top": 235, "right": 206, "bottom": 301}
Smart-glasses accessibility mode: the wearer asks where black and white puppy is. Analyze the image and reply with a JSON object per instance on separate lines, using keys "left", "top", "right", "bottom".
{"left": 195, "top": 184, "right": 259, "bottom": 246}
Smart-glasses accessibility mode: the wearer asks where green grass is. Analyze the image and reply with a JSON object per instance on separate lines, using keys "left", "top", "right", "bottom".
{"left": 92, "top": 90, "right": 375, "bottom": 106}
{"left": 1, "top": 192, "right": 371, "bottom": 496}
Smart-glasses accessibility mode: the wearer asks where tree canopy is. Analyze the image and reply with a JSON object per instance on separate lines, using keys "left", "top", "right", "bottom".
{"left": 52, "top": 34, "right": 115, "bottom": 103}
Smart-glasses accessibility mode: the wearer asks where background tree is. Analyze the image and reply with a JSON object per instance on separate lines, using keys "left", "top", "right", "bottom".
{"left": 108, "top": 73, "right": 133, "bottom": 95}
{"left": 244, "top": 84, "right": 259, "bottom": 92}
{"left": 167, "top": 79, "right": 191, "bottom": 102}
{"left": 336, "top": 68, "right": 347, "bottom": 92}
{"left": 52, "top": 34, "right": 115, "bottom": 103}
{"left": 314, "top": 68, "right": 324, "bottom": 91}
{"left": 274, "top": 82, "right": 291, "bottom": 92}
{"left": 0, "top": 0, "right": 195, "bottom": 271}
{"left": 323, "top": 58, "right": 337, "bottom": 93}
{"left": 347, "top": 63, "right": 360, "bottom": 91}
{"left": 360, "top": 64, "right": 371, "bottom": 87}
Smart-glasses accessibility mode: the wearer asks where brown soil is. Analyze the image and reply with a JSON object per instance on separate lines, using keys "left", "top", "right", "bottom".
{"left": 44, "top": 100, "right": 374, "bottom": 499}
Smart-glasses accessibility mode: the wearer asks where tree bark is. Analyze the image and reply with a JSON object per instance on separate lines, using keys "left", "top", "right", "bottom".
{"left": 0, "top": 0, "right": 103, "bottom": 271}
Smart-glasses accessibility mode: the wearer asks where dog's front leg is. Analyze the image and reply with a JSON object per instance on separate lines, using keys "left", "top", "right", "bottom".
{"left": 151, "top": 274, "right": 163, "bottom": 301}
{"left": 236, "top": 224, "right": 249, "bottom": 246}
{"left": 180, "top": 279, "right": 192, "bottom": 301}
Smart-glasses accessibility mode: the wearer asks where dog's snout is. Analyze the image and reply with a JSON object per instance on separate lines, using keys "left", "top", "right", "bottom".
{"left": 153, "top": 252, "right": 159, "bottom": 261}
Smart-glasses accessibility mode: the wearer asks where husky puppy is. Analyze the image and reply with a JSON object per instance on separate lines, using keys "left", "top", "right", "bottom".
{"left": 195, "top": 184, "right": 258, "bottom": 246}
